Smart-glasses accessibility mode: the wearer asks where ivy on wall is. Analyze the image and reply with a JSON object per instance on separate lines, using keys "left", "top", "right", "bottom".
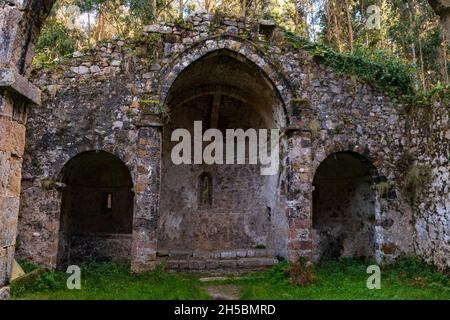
{"left": 284, "top": 31, "right": 415, "bottom": 97}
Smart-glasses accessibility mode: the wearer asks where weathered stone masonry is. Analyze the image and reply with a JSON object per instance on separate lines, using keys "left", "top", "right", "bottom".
{"left": 0, "top": 6, "right": 448, "bottom": 300}
{"left": 16, "top": 10, "right": 442, "bottom": 274}
{"left": 409, "top": 101, "right": 450, "bottom": 270}
{"left": 1, "top": 0, "right": 56, "bottom": 299}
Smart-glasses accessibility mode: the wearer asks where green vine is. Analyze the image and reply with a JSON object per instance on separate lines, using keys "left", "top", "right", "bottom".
{"left": 397, "top": 151, "right": 432, "bottom": 211}
{"left": 284, "top": 31, "right": 415, "bottom": 97}
{"left": 132, "top": 33, "right": 163, "bottom": 58}
{"left": 174, "top": 17, "right": 194, "bottom": 31}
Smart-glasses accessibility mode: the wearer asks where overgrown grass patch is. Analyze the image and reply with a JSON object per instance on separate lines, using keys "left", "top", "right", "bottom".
{"left": 229, "top": 258, "right": 450, "bottom": 300}
{"left": 11, "top": 262, "right": 210, "bottom": 300}
{"left": 11, "top": 258, "right": 450, "bottom": 300}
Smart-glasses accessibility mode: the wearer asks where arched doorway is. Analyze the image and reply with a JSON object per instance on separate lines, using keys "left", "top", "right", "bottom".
{"left": 158, "top": 49, "right": 288, "bottom": 264}
{"left": 57, "top": 151, "right": 134, "bottom": 266}
{"left": 312, "top": 152, "right": 376, "bottom": 262}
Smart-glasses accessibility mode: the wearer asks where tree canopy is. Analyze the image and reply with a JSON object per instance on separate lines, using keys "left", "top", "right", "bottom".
{"left": 34, "top": 0, "right": 449, "bottom": 92}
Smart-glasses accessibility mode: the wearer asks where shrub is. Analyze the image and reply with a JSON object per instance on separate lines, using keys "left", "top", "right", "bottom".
{"left": 288, "top": 257, "right": 314, "bottom": 287}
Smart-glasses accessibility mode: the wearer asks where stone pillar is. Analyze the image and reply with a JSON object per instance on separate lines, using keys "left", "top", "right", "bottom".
{"left": 130, "top": 125, "right": 162, "bottom": 272}
{"left": 286, "top": 130, "right": 313, "bottom": 263}
{"left": 0, "top": 0, "right": 53, "bottom": 299}
{"left": 0, "top": 0, "right": 56, "bottom": 76}
{"left": 0, "top": 69, "right": 40, "bottom": 299}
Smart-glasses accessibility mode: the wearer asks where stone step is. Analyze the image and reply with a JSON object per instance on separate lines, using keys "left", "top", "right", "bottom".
{"left": 157, "top": 248, "right": 276, "bottom": 260}
{"left": 165, "top": 257, "right": 279, "bottom": 270}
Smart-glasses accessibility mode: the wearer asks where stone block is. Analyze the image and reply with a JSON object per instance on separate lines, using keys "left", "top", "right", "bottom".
{"left": 0, "top": 245, "right": 14, "bottom": 286}
{"left": 156, "top": 250, "right": 169, "bottom": 257}
{"left": 235, "top": 249, "right": 247, "bottom": 258}
{"left": 165, "top": 260, "right": 180, "bottom": 269}
{"left": 253, "top": 249, "right": 267, "bottom": 257}
{"left": 178, "top": 260, "right": 189, "bottom": 270}
{"left": 188, "top": 260, "right": 205, "bottom": 270}
{"left": 0, "top": 286, "right": 10, "bottom": 300}
{"left": 246, "top": 249, "right": 256, "bottom": 257}
{"left": 169, "top": 250, "right": 192, "bottom": 259}
{"left": 0, "top": 119, "right": 26, "bottom": 156}
{"left": 219, "top": 260, "right": 237, "bottom": 268}
{"left": 204, "top": 260, "right": 219, "bottom": 269}
{"left": 220, "top": 250, "right": 236, "bottom": 259}
{"left": 237, "top": 258, "right": 278, "bottom": 267}
{"left": 0, "top": 196, "right": 19, "bottom": 247}
{"left": 212, "top": 251, "right": 222, "bottom": 259}
{"left": 192, "top": 251, "right": 212, "bottom": 259}
{"left": 70, "top": 66, "right": 90, "bottom": 75}
{"left": 0, "top": 69, "right": 41, "bottom": 105}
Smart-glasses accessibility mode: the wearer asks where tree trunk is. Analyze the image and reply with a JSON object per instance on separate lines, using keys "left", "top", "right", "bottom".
{"left": 418, "top": 35, "right": 426, "bottom": 89}
{"left": 179, "top": 0, "right": 184, "bottom": 19}
{"left": 408, "top": 0, "right": 420, "bottom": 89}
{"left": 151, "top": 0, "right": 157, "bottom": 22}
{"left": 438, "top": 24, "right": 449, "bottom": 83}
{"left": 94, "top": 4, "right": 105, "bottom": 41}
{"left": 345, "top": 0, "right": 354, "bottom": 52}
{"left": 410, "top": 0, "right": 426, "bottom": 89}
{"left": 331, "top": 1, "right": 343, "bottom": 52}
{"left": 324, "top": 0, "right": 333, "bottom": 46}
{"left": 360, "top": 0, "right": 369, "bottom": 46}
{"left": 87, "top": 11, "right": 91, "bottom": 47}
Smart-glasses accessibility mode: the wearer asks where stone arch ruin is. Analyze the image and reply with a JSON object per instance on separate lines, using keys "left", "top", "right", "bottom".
{"left": 312, "top": 151, "right": 379, "bottom": 262}
{"left": 1, "top": 2, "right": 449, "bottom": 299}
{"left": 157, "top": 48, "right": 288, "bottom": 268}
{"left": 57, "top": 150, "right": 134, "bottom": 267}
{"left": 155, "top": 35, "right": 294, "bottom": 116}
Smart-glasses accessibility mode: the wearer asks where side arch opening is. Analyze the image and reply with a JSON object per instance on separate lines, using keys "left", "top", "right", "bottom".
{"left": 57, "top": 150, "right": 134, "bottom": 267}
{"left": 312, "top": 151, "right": 377, "bottom": 262}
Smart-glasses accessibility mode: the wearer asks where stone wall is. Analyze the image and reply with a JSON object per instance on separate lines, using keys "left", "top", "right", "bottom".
{"left": 1, "top": 0, "right": 55, "bottom": 299}
{"left": 68, "top": 234, "right": 132, "bottom": 265}
{"left": 0, "top": 93, "right": 21, "bottom": 299}
{"left": 408, "top": 100, "right": 450, "bottom": 271}
{"left": 158, "top": 51, "right": 288, "bottom": 257}
{"left": 16, "top": 60, "right": 161, "bottom": 271}
{"left": 312, "top": 152, "right": 376, "bottom": 262}
{"left": 16, "top": 11, "right": 418, "bottom": 271}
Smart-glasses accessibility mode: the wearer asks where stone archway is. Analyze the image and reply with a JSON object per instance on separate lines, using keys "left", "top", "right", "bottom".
{"left": 57, "top": 151, "right": 134, "bottom": 267}
{"left": 1, "top": 2, "right": 439, "bottom": 299}
{"left": 154, "top": 35, "right": 294, "bottom": 119}
{"left": 311, "top": 151, "right": 379, "bottom": 262}
{"left": 157, "top": 47, "right": 290, "bottom": 269}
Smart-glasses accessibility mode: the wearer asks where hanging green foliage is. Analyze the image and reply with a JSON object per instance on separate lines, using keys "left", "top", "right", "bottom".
{"left": 284, "top": 31, "right": 415, "bottom": 96}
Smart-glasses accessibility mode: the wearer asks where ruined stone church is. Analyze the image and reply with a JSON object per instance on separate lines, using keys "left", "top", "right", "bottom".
{"left": 1, "top": 1, "right": 449, "bottom": 300}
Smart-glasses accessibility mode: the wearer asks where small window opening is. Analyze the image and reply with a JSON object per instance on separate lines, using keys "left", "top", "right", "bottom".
{"left": 199, "top": 173, "right": 212, "bottom": 207}
{"left": 102, "top": 193, "right": 113, "bottom": 214}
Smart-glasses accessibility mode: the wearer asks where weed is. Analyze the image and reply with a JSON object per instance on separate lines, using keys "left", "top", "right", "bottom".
{"left": 288, "top": 257, "right": 314, "bottom": 287}
{"left": 309, "top": 119, "right": 321, "bottom": 138}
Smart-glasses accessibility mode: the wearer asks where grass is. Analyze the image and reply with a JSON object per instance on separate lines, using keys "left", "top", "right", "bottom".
{"left": 11, "top": 258, "right": 450, "bottom": 300}
{"left": 12, "top": 263, "right": 210, "bottom": 300}
{"left": 233, "top": 258, "right": 450, "bottom": 300}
